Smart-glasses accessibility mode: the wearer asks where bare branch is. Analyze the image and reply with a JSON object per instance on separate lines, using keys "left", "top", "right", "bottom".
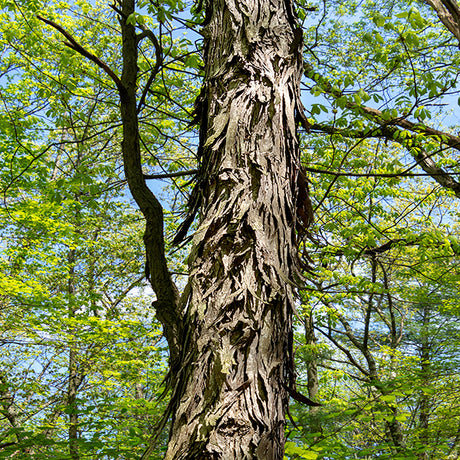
{"left": 143, "top": 169, "right": 198, "bottom": 180}
{"left": 137, "top": 27, "right": 163, "bottom": 112}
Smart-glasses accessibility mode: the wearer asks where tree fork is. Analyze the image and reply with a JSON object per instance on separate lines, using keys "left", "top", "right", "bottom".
{"left": 165, "top": 0, "right": 308, "bottom": 458}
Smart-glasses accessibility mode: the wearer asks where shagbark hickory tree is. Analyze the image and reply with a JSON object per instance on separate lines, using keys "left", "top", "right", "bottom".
{"left": 121, "top": 0, "right": 312, "bottom": 456}
{"left": 163, "top": 0, "right": 311, "bottom": 458}
{"left": 40, "top": 0, "right": 312, "bottom": 458}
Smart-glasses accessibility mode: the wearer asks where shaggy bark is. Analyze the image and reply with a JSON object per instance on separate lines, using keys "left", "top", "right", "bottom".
{"left": 165, "top": 0, "right": 307, "bottom": 458}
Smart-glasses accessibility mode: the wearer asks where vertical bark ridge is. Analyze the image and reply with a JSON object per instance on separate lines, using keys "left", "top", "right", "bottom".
{"left": 166, "top": 0, "right": 307, "bottom": 458}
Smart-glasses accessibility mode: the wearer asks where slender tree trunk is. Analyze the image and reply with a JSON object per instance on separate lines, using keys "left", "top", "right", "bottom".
{"left": 305, "top": 312, "right": 319, "bottom": 402}
{"left": 165, "top": 0, "right": 306, "bottom": 458}
{"left": 119, "top": 0, "right": 182, "bottom": 370}
{"left": 305, "top": 311, "right": 321, "bottom": 435}
{"left": 68, "top": 348, "right": 79, "bottom": 460}
{"left": 418, "top": 304, "right": 431, "bottom": 460}
{"left": 67, "top": 249, "right": 80, "bottom": 460}
{"left": 0, "top": 373, "right": 32, "bottom": 454}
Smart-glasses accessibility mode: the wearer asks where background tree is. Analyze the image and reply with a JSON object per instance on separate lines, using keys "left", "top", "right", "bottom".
{"left": 285, "top": 0, "right": 460, "bottom": 457}
{"left": 0, "top": 1, "right": 191, "bottom": 457}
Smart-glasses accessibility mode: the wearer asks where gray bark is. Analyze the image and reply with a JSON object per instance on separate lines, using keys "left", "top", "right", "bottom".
{"left": 165, "top": 0, "right": 307, "bottom": 458}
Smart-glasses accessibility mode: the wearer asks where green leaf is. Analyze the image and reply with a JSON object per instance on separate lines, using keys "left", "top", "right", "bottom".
{"left": 126, "top": 12, "right": 136, "bottom": 25}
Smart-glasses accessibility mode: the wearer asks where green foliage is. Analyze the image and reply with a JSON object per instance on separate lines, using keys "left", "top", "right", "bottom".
{"left": 0, "top": 0, "right": 199, "bottom": 457}
{"left": 287, "top": 0, "right": 460, "bottom": 456}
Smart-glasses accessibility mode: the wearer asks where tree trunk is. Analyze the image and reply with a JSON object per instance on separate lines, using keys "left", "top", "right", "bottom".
{"left": 67, "top": 249, "right": 80, "bottom": 460}
{"left": 305, "top": 311, "right": 321, "bottom": 435}
{"left": 119, "top": 0, "right": 182, "bottom": 369}
{"left": 417, "top": 304, "right": 431, "bottom": 460}
{"left": 165, "top": 0, "right": 306, "bottom": 458}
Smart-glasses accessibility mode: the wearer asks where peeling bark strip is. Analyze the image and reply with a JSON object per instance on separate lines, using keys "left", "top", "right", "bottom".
{"left": 166, "top": 0, "right": 306, "bottom": 458}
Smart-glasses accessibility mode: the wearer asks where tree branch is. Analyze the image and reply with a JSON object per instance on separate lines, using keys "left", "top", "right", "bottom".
{"left": 310, "top": 122, "right": 460, "bottom": 197}
{"left": 136, "top": 27, "right": 163, "bottom": 112}
{"left": 319, "top": 237, "right": 460, "bottom": 263}
{"left": 305, "top": 62, "right": 460, "bottom": 151}
{"left": 143, "top": 169, "right": 198, "bottom": 180}
{"left": 36, "top": 15, "right": 124, "bottom": 93}
{"left": 305, "top": 64, "right": 460, "bottom": 197}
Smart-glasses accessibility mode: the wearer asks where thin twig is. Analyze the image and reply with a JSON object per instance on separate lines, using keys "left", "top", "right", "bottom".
{"left": 143, "top": 169, "right": 198, "bottom": 180}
